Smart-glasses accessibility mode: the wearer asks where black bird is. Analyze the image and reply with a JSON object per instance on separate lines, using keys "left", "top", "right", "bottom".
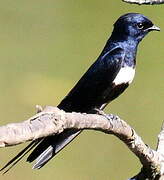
{"left": 1, "top": 13, "right": 160, "bottom": 173}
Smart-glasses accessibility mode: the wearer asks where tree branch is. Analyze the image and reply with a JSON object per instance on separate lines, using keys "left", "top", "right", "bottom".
{"left": 0, "top": 105, "right": 164, "bottom": 179}
{"left": 122, "top": 0, "right": 164, "bottom": 5}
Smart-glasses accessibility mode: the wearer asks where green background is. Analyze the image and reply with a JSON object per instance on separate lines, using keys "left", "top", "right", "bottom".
{"left": 0, "top": 1, "right": 163, "bottom": 180}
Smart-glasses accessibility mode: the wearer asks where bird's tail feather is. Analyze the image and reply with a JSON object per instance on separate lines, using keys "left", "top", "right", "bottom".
{"left": 27, "top": 129, "right": 82, "bottom": 169}
{"left": 1, "top": 130, "right": 81, "bottom": 172}
{"left": 0, "top": 140, "right": 41, "bottom": 174}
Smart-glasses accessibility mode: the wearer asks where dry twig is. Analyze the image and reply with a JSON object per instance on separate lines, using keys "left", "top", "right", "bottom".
{"left": 122, "top": 0, "right": 164, "bottom": 5}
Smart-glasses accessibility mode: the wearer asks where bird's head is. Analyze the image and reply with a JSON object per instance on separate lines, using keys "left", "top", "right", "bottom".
{"left": 112, "top": 13, "right": 160, "bottom": 42}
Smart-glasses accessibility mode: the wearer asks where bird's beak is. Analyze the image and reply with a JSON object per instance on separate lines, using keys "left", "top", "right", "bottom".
{"left": 147, "top": 25, "right": 160, "bottom": 32}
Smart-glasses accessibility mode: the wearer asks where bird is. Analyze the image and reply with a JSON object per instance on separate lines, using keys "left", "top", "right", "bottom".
{"left": 1, "top": 13, "right": 160, "bottom": 173}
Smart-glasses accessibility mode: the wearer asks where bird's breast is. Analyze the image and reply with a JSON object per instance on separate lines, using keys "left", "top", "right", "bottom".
{"left": 113, "top": 66, "right": 135, "bottom": 86}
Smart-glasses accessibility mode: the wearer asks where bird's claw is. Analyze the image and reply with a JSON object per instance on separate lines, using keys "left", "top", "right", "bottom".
{"left": 94, "top": 108, "right": 118, "bottom": 121}
{"left": 105, "top": 114, "right": 119, "bottom": 121}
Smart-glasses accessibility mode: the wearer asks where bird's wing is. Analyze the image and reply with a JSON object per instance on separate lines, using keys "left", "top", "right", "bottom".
{"left": 58, "top": 46, "right": 125, "bottom": 112}
{"left": 1, "top": 46, "right": 125, "bottom": 172}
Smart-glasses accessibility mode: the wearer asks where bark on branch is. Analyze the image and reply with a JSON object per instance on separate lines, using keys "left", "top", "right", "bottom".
{"left": 0, "top": 105, "right": 164, "bottom": 179}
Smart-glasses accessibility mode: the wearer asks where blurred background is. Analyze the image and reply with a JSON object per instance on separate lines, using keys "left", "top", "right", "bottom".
{"left": 0, "top": 0, "right": 163, "bottom": 179}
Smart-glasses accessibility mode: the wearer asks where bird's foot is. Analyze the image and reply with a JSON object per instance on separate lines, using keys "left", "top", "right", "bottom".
{"left": 94, "top": 108, "right": 119, "bottom": 121}
{"left": 102, "top": 114, "right": 119, "bottom": 121}
{"left": 94, "top": 108, "right": 106, "bottom": 115}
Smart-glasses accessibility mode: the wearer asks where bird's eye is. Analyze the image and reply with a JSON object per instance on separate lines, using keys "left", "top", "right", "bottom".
{"left": 137, "top": 23, "right": 144, "bottom": 29}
